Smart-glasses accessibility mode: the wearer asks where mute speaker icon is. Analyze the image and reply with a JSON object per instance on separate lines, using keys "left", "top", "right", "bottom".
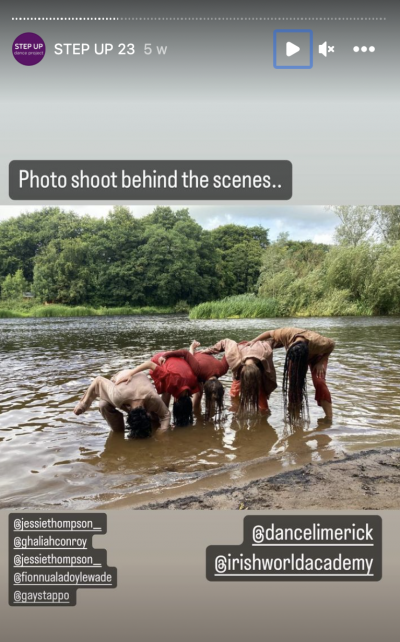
{"left": 319, "top": 42, "right": 328, "bottom": 57}
{"left": 319, "top": 42, "right": 334, "bottom": 56}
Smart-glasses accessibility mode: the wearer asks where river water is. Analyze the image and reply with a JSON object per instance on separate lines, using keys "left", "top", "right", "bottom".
{"left": 0, "top": 315, "right": 399, "bottom": 509}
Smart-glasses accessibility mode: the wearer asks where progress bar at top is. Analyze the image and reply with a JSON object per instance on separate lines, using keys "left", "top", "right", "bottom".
{"left": 11, "top": 17, "right": 387, "bottom": 21}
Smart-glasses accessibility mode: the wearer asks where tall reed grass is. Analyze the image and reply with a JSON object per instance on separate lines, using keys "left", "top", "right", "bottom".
{"left": 189, "top": 295, "right": 280, "bottom": 319}
{"left": 0, "top": 309, "right": 25, "bottom": 318}
{"left": 189, "top": 292, "right": 373, "bottom": 319}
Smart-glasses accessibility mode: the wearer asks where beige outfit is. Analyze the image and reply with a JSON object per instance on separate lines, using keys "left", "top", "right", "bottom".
{"left": 268, "top": 328, "right": 335, "bottom": 360}
{"left": 267, "top": 328, "right": 335, "bottom": 408}
{"left": 80, "top": 371, "right": 170, "bottom": 432}
{"left": 202, "top": 339, "right": 277, "bottom": 396}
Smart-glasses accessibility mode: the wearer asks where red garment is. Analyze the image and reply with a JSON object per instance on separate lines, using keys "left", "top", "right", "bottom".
{"left": 163, "top": 349, "right": 229, "bottom": 382}
{"left": 151, "top": 352, "right": 199, "bottom": 399}
{"left": 309, "top": 356, "right": 332, "bottom": 405}
{"left": 193, "top": 352, "right": 229, "bottom": 380}
{"left": 229, "top": 379, "right": 269, "bottom": 411}
{"left": 230, "top": 379, "right": 241, "bottom": 399}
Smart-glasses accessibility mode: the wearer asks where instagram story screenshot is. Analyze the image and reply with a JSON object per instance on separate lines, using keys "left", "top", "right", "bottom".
{"left": 0, "top": 1, "right": 399, "bottom": 640}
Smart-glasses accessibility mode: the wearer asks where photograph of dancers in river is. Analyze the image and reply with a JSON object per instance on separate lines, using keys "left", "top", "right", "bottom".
{"left": 1, "top": 204, "right": 400, "bottom": 510}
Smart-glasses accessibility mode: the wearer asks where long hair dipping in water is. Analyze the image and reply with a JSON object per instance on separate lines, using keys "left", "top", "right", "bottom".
{"left": 283, "top": 341, "right": 310, "bottom": 423}
{"left": 126, "top": 407, "right": 152, "bottom": 439}
{"left": 238, "top": 363, "right": 261, "bottom": 415}
{"left": 204, "top": 379, "right": 224, "bottom": 420}
{"left": 173, "top": 394, "right": 193, "bottom": 427}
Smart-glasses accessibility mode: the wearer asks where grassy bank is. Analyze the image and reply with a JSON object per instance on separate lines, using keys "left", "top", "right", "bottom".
{"left": 0, "top": 304, "right": 176, "bottom": 319}
{"left": 0, "top": 295, "right": 381, "bottom": 321}
{"left": 189, "top": 293, "right": 373, "bottom": 319}
{"left": 189, "top": 295, "right": 280, "bottom": 319}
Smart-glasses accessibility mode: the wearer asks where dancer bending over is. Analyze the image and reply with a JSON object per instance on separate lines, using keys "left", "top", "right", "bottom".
{"left": 114, "top": 352, "right": 200, "bottom": 427}
{"left": 249, "top": 327, "right": 335, "bottom": 422}
{"left": 73, "top": 371, "right": 170, "bottom": 438}
{"left": 200, "top": 338, "right": 277, "bottom": 414}
{"left": 161, "top": 341, "right": 228, "bottom": 419}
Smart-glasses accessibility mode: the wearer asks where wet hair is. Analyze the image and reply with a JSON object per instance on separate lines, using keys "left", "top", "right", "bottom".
{"left": 238, "top": 363, "right": 262, "bottom": 415}
{"left": 204, "top": 379, "right": 224, "bottom": 420}
{"left": 126, "top": 407, "right": 152, "bottom": 439}
{"left": 283, "top": 341, "right": 310, "bottom": 423}
{"left": 173, "top": 394, "right": 193, "bottom": 427}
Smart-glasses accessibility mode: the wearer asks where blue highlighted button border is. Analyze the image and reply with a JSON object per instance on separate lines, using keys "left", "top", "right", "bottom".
{"left": 273, "top": 30, "right": 313, "bottom": 69}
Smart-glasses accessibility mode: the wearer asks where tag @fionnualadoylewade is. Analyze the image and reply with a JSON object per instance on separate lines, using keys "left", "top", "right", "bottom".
{"left": 9, "top": 513, "right": 117, "bottom": 606}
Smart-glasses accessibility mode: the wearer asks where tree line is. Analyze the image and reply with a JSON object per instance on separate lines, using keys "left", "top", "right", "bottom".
{"left": 255, "top": 206, "right": 400, "bottom": 317}
{"left": 257, "top": 234, "right": 400, "bottom": 316}
{"left": 0, "top": 207, "right": 268, "bottom": 308}
{"left": 1, "top": 205, "right": 399, "bottom": 316}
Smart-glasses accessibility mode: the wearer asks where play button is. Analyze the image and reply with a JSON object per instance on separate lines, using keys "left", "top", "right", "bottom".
{"left": 286, "top": 42, "right": 301, "bottom": 57}
{"left": 273, "top": 29, "right": 313, "bottom": 69}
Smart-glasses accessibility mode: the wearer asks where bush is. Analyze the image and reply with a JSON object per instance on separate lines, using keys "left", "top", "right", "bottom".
{"left": 367, "top": 241, "right": 400, "bottom": 314}
{"left": 174, "top": 300, "right": 190, "bottom": 314}
{"left": 1, "top": 269, "right": 29, "bottom": 301}
{"left": 0, "top": 309, "right": 25, "bottom": 318}
{"left": 32, "top": 305, "right": 99, "bottom": 318}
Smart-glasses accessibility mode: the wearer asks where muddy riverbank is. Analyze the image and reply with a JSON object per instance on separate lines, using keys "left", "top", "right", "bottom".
{"left": 137, "top": 448, "right": 400, "bottom": 510}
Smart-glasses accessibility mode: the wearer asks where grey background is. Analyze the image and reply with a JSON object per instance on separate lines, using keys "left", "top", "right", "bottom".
{"left": 0, "top": 0, "right": 399, "bottom": 205}
{"left": 1, "top": 510, "right": 400, "bottom": 641}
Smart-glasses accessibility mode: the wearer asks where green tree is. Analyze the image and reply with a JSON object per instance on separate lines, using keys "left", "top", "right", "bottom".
{"left": 210, "top": 224, "right": 269, "bottom": 251}
{"left": 143, "top": 206, "right": 194, "bottom": 231}
{"left": 331, "top": 206, "right": 375, "bottom": 246}
{"left": 325, "top": 244, "right": 380, "bottom": 301}
{"left": 0, "top": 207, "right": 102, "bottom": 283}
{"left": 33, "top": 238, "right": 96, "bottom": 305}
{"left": 1, "top": 269, "right": 29, "bottom": 301}
{"left": 91, "top": 206, "right": 145, "bottom": 306}
{"left": 223, "top": 241, "right": 263, "bottom": 294}
{"left": 367, "top": 241, "right": 400, "bottom": 314}
{"left": 258, "top": 237, "right": 330, "bottom": 315}
{"left": 209, "top": 224, "right": 269, "bottom": 297}
{"left": 374, "top": 206, "right": 400, "bottom": 244}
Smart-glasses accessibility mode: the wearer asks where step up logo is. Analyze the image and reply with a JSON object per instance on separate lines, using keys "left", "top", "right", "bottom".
{"left": 12, "top": 32, "right": 46, "bottom": 66}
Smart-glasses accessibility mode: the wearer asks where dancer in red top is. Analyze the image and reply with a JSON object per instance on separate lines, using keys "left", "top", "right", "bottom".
{"left": 161, "top": 341, "right": 228, "bottom": 419}
{"left": 115, "top": 352, "right": 199, "bottom": 427}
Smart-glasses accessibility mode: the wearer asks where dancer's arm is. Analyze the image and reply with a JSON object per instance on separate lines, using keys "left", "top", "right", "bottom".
{"left": 161, "top": 349, "right": 201, "bottom": 378}
{"left": 114, "top": 360, "right": 157, "bottom": 385}
{"left": 147, "top": 396, "right": 171, "bottom": 432}
{"left": 248, "top": 330, "right": 273, "bottom": 345}
{"left": 201, "top": 339, "right": 226, "bottom": 355}
{"left": 74, "top": 379, "right": 99, "bottom": 414}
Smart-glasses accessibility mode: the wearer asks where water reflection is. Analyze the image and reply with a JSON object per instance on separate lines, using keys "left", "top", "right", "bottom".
{"left": 0, "top": 315, "right": 400, "bottom": 509}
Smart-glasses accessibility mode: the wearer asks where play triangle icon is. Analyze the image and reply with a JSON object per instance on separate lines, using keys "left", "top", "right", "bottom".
{"left": 286, "top": 42, "right": 300, "bottom": 57}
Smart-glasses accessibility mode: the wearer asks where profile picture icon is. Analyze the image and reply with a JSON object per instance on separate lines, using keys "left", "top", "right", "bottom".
{"left": 12, "top": 32, "right": 46, "bottom": 66}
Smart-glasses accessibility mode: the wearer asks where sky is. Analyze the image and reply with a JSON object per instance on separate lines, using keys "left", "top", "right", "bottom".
{"left": 0, "top": 204, "right": 338, "bottom": 244}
